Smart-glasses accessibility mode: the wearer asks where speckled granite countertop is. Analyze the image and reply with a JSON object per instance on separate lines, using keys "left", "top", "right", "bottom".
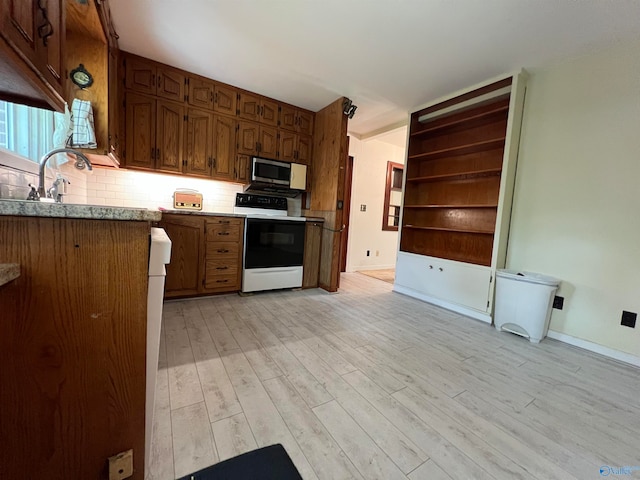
{"left": 0, "top": 263, "right": 20, "bottom": 287}
{"left": 0, "top": 199, "right": 161, "bottom": 222}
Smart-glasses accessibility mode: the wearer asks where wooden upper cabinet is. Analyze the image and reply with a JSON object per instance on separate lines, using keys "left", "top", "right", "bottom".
{"left": 237, "top": 120, "right": 259, "bottom": 156}
{"left": 260, "top": 98, "right": 278, "bottom": 126}
{"left": 41, "top": 0, "right": 64, "bottom": 89}
{"left": 157, "top": 67, "right": 185, "bottom": 102}
{"left": 297, "top": 110, "right": 314, "bottom": 136}
{"left": 125, "top": 92, "right": 156, "bottom": 169}
{"left": 184, "top": 108, "right": 213, "bottom": 177}
{"left": 278, "top": 105, "right": 314, "bottom": 136}
{"left": 235, "top": 154, "right": 251, "bottom": 183}
{"left": 1, "top": 0, "right": 40, "bottom": 67}
{"left": 238, "top": 91, "right": 260, "bottom": 121}
{"left": 279, "top": 105, "right": 297, "bottom": 131}
{"left": 212, "top": 115, "right": 236, "bottom": 181}
{"left": 188, "top": 77, "right": 214, "bottom": 110}
{"left": 125, "top": 56, "right": 157, "bottom": 95}
{"left": 0, "top": 0, "right": 66, "bottom": 109}
{"left": 108, "top": 47, "right": 121, "bottom": 156}
{"left": 279, "top": 130, "right": 296, "bottom": 162}
{"left": 156, "top": 99, "right": 184, "bottom": 173}
{"left": 297, "top": 135, "right": 312, "bottom": 164}
{"left": 259, "top": 126, "right": 278, "bottom": 159}
{"left": 214, "top": 84, "right": 237, "bottom": 115}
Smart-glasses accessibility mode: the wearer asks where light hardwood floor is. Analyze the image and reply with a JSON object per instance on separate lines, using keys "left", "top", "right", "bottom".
{"left": 149, "top": 273, "right": 640, "bottom": 480}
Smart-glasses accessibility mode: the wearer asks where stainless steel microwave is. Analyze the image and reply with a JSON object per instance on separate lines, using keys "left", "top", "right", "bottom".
{"left": 250, "top": 157, "right": 307, "bottom": 191}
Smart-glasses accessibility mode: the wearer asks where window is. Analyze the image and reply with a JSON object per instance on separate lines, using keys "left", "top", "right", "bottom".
{"left": 0, "top": 100, "right": 56, "bottom": 162}
{"left": 382, "top": 161, "right": 403, "bottom": 231}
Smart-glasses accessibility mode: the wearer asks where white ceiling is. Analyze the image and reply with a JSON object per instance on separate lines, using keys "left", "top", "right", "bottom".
{"left": 110, "top": 0, "right": 640, "bottom": 137}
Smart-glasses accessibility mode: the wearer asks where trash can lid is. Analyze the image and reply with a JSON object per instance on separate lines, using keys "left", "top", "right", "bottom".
{"left": 496, "top": 269, "right": 561, "bottom": 286}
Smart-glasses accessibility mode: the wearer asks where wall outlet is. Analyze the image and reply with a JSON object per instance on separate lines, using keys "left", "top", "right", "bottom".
{"left": 621, "top": 311, "right": 637, "bottom": 328}
{"left": 360, "top": 204, "right": 366, "bottom": 212}
{"left": 366, "top": 250, "right": 370, "bottom": 257}
{"left": 108, "top": 449, "right": 133, "bottom": 480}
{"left": 552, "top": 295, "right": 564, "bottom": 310}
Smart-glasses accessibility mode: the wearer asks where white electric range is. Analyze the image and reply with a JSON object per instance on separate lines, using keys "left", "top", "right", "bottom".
{"left": 234, "top": 193, "right": 306, "bottom": 292}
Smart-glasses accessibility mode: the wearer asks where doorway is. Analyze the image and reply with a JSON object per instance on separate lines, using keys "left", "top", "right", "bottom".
{"left": 340, "top": 155, "right": 354, "bottom": 272}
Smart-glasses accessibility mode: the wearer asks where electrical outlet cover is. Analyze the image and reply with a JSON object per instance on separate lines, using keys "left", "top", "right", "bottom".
{"left": 621, "top": 311, "right": 637, "bottom": 328}
{"left": 109, "top": 449, "right": 133, "bottom": 480}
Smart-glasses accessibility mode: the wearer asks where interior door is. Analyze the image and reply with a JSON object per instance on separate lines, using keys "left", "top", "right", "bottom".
{"left": 340, "top": 155, "right": 354, "bottom": 272}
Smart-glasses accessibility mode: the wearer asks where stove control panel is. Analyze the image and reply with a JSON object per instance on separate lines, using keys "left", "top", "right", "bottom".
{"left": 235, "top": 193, "right": 288, "bottom": 212}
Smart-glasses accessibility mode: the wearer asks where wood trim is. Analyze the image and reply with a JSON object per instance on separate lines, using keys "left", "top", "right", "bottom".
{"left": 382, "top": 161, "right": 403, "bottom": 232}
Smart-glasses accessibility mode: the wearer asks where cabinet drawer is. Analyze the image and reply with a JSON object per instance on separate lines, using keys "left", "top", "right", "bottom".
{"left": 206, "top": 241, "right": 239, "bottom": 259}
{"left": 206, "top": 223, "right": 241, "bottom": 242}
{"left": 206, "top": 217, "right": 243, "bottom": 227}
{"left": 206, "top": 260, "right": 238, "bottom": 276}
{"left": 204, "top": 272, "right": 239, "bottom": 290}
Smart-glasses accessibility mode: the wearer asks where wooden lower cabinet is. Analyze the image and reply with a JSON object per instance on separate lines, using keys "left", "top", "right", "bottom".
{"left": 0, "top": 216, "right": 149, "bottom": 479}
{"left": 303, "top": 220, "right": 323, "bottom": 288}
{"left": 161, "top": 214, "right": 244, "bottom": 298}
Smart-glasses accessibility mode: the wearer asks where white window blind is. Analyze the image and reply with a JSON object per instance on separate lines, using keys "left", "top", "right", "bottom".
{"left": 0, "top": 100, "right": 55, "bottom": 163}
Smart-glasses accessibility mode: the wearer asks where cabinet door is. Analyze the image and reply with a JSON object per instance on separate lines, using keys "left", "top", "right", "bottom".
{"left": 184, "top": 108, "right": 213, "bottom": 177}
{"left": 278, "top": 130, "right": 296, "bottom": 162}
{"left": 0, "top": 0, "right": 40, "bottom": 67}
{"left": 157, "top": 67, "right": 185, "bottom": 102}
{"left": 212, "top": 115, "right": 236, "bottom": 181}
{"left": 259, "top": 126, "right": 278, "bottom": 159}
{"left": 41, "top": 0, "right": 63, "bottom": 92}
{"left": 125, "top": 55, "right": 157, "bottom": 94}
{"left": 279, "top": 105, "right": 297, "bottom": 132}
{"left": 125, "top": 92, "right": 156, "bottom": 169}
{"left": 237, "top": 120, "right": 259, "bottom": 156}
{"left": 297, "top": 110, "right": 314, "bottom": 136}
{"left": 235, "top": 154, "right": 251, "bottom": 183}
{"left": 303, "top": 222, "right": 322, "bottom": 288}
{"left": 260, "top": 98, "right": 279, "bottom": 126}
{"left": 297, "top": 134, "right": 313, "bottom": 165}
{"left": 238, "top": 91, "right": 260, "bottom": 121}
{"left": 161, "top": 215, "right": 205, "bottom": 298}
{"left": 188, "top": 77, "right": 214, "bottom": 109}
{"left": 214, "top": 84, "right": 237, "bottom": 116}
{"left": 156, "top": 99, "right": 184, "bottom": 173}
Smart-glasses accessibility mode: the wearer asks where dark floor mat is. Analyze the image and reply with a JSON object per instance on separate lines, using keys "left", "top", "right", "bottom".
{"left": 176, "top": 444, "right": 303, "bottom": 480}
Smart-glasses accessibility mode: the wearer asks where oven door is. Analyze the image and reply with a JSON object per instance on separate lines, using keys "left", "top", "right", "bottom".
{"left": 243, "top": 217, "right": 306, "bottom": 292}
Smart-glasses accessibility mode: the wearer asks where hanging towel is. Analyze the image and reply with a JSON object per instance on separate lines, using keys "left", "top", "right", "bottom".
{"left": 69, "top": 98, "right": 97, "bottom": 149}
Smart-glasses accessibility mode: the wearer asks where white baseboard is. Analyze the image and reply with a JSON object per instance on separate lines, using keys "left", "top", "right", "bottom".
{"left": 354, "top": 265, "right": 396, "bottom": 272}
{"left": 547, "top": 330, "right": 640, "bottom": 367}
{"left": 393, "top": 284, "right": 492, "bottom": 324}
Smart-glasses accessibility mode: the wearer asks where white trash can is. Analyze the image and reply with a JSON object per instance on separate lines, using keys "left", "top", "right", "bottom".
{"left": 494, "top": 270, "right": 561, "bottom": 343}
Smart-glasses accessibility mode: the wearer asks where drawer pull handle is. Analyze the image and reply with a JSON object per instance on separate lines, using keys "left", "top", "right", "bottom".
{"left": 216, "top": 266, "right": 229, "bottom": 270}
{"left": 217, "top": 249, "right": 229, "bottom": 253}
{"left": 216, "top": 279, "right": 229, "bottom": 283}
{"left": 218, "top": 232, "right": 230, "bottom": 236}
{"left": 219, "top": 220, "right": 230, "bottom": 224}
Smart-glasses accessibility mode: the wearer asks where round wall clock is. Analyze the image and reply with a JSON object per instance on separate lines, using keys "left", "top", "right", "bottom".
{"left": 70, "top": 64, "right": 93, "bottom": 89}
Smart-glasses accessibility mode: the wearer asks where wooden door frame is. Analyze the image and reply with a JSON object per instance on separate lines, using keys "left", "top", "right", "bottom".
{"left": 340, "top": 155, "right": 354, "bottom": 272}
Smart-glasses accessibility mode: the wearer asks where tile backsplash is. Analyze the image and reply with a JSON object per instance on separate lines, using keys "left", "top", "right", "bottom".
{"left": 85, "top": 167, "right": 244, "bottom": 212}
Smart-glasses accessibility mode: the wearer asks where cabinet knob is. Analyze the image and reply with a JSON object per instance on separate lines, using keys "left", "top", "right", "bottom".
{"left": 429, "top": 265, "right": 433, "bottom": 269}
{"left": 439, "top": 267, "right": 443, "bottom": 272}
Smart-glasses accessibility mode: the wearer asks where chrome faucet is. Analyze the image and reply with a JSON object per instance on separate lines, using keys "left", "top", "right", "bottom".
{"left": 34, "top": 148, "right": 93, "bottom": 201}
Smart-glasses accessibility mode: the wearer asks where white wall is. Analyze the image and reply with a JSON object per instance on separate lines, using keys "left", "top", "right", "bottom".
{"left": 346, "top": 130, "right": 406, "bottom": 272}
{"left": 508, "top": 39, "right": 640, "bottom": 357}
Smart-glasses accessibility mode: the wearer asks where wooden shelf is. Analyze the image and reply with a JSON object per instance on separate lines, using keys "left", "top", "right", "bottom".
{"left": 403, "top": 225, "right": 494, "bottom": 235}
{"left": 408, "top": 138, "right": 505, "bottom": 161}
{"left": 403, "top": 204, "right": 498, "bottom": 209}
{"left": 406, "top": 168, "right": 501, "bottom": 183}
{"left": 411, "top": 105, "right": 509, "bottom": 137}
